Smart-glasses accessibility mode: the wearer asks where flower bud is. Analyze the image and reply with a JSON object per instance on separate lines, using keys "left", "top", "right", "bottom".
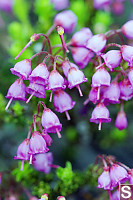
{"left": 50, "top": 0, "right": 69, "bottom": 10}
{"left": 115, "top": 111, "right": 128, "bottom": 130}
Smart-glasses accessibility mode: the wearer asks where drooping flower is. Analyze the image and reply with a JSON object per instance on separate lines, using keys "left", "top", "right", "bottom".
{"left": 84, "top": 87, "right": 99, "bottom": 105}
{"left": 32, "top": 152, "right": 53, "bottom": 174}
{"left": 14, "top": 138, "right": 30, "bottom": 170}
{"left": 102, "top": 81, "right": 120, "bottom": 104}
{"left": 93, "top": 0, "right": 111, "bottom": 10}
{"left": 90, "top": 102, "right": 111, "bottom": 130}
{"left": 121, "top": 45, "right": 133, "bottom": 67}
{"left": 46, "top": 70, "right": 66, "bottom": 102}
{"left": 53, "top": 89, "right": 76, "bottom": 120}
{"left": 54, "top": 10, "right": 77, "bottom": 34}
{"left": 10, "top": 59, "right": 32, "bottom": 80}
{"left": 57, "top": 197, "right": 66, "bottom": 200}
{"left": 121, "top": 20, "right": 133, "bottom": 40}
{"left": 71, "top": 47, "right": 94, "bottom": 69}
{"left": 29, "top": 63, "right": 49, "bottom": 85}
{"left": 26, "top": 82, "right": 46, "bottom": 103}
{"left": 128, "top": 169, "right": 133, "bottom": 184}
{"left": 61, "top": 61, "right": 79, "bottom": 77}
{"left": 128, "top": 67, "right": 133, "bottom": 86}
{"left": 110, "top": 163, "right": 129, "bottom": 188}
{"left": 97, "top": 166, "right": 112, "bottom": 190}
{"left": 67, "top": 67, "right": 88, "bottom": 96}
{"left": 115, "top": 111, "right": 128, "bottom": 130}
{"left": 0, "top": 0, "right": 13, "bottom": 12}
{"left": 119, "top": 79, "right": 133, "bottom": 101}
{"left": 41, "top": 108, "right": 62, "bottom": 138}
{"left": 112, "top": 189, "right": 119, "bottom": 200}
{"left": 71, "top": 27, "right": 93, "bottom": 47}
{"left": 29, "top": 131, "right": 49, "bottom": 164}
{"left": 101, "top": 50, "right": 122, "bottom": 71}
{"left": 5, "top": 79, "right": 27, "bottom": 110}
{"left": 50, "top": 0, "right": 69, "bottom": 10}
{"left": 40, "top": 193, "right": 49, "bottom": 200}
{"left": 86, "top": 34, "right": 107, "bottom": 54}
{"left": 41, "top": 131, "right": 53, "bottom": 146}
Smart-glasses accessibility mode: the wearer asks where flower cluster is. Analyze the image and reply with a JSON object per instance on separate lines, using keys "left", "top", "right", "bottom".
{"left": 97, "top": 155, "right": 133, "bottom": 200}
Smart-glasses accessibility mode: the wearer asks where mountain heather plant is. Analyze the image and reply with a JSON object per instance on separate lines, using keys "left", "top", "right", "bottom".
{"left": 1, "top": 0, "right": 133, "bottom": 199}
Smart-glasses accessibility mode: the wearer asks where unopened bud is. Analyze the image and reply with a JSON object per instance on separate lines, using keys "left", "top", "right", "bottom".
{"left": 30, "top": 33, "right": 39, "bottom": 42}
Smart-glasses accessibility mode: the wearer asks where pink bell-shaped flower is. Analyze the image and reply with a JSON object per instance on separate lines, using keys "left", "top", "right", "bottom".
{"left": 112, "top": 0, "right": 124, "bottom": 15}
{"left": 57, "top": 197, "right": 66, "bottom": 200}
{"left": 91, "top": 66, "right": 111, "bottom": 100}
{"left": 97, "top": 166, "right": 112, "bottom": 190}
{"left": 61, "top": 61, "right": 79, "bottom": 77}
{"left": 53, "top": 89, "right": 76, "bottom": 120}
{"left": 42, "top": 131, "right": 53, "bottom": 146}
{"left": 10, "top": 59, "right": 32, "bottom": 80}
{"left": 71, "top": 27, "right": 93, "bottom": 47}
{"left": 47, "top": 70, "right": 66, "bottom": 102}
{"left": 101, "top": 50, "right": 122, "bottom": 71}
{"left": 86, "top": 34, "right": 107, "bottom": 54}
{"left": 32, "top": 152, "right": 53, "bottom": 174}
{"left": 54, "top": 10, "right": 77, "bottom": 34}
{"left": 14, "top": 138, "right": 30, "bottom": 170}
{"left": 115, "top": 111, "right": 128, "bottom": 130}
{"left": 110, "top": 163, "right": 129, "bottom": 188}
{"left": 119, "top": 79, "right": 133, "bottom": 101}
{"left": 84, "top": 87, "right": 99, "bottom": 105}
{"left": 41, "top": 108, "right": 62, "bottom": 138}
{"left": 71, "top": 47, "right": 94, "bottom": 69}
{"left": 128, "top": 67, "right": 133, "bottom": 86}
{"left": 39, "top": 193, "right": 49, "bottom": 200}
{"left": 5, "top": 79, "right": 27, "bottom": 110}
{"left": 121, "top": 45, "right": 133, "bottom": 67}
{"left": 67, "top": 67, "right": 88, "bottom": 96}
{"left": 121, "top": 20, "right": 133, "bottom": 40}
{"left": 90, "top": 102, "right": 111, "bottom": 130}
{"left": 29, "top": 63, "right": 49, "bottom": 85}
{"left": 26, "top": 82, "right": 46, "bottom": 103}
{"left": 0, "top": 0, "right": 13, "bottom": 13}
{"left": 29, "top": 131, "right": 49, "bottom": 164}
{"left": 102, "top": 81, "right": 120, "bottom": 104}
{"left": 50, "top": 0, "right": 69, "bottom": 10}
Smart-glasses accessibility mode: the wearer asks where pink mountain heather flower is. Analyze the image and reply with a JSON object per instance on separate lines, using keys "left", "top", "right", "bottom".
{"left": 54, "top": 10, "right": 77, "bottom": 34}
{"left": 121, "top": 20, "right": 133, "bottom": 40}
{"left": 14, "top": 139, "right": 30, "bottom": 170}
{"left": 128, "top": 169, "right": 133, "bottom": 184}
{"left": 42, "top": 131, "right": 53, "bottom": 146}
{"left": 41, "top": 108, "right": 62, "bottom": 138}
{"left": 97, "top": 166, "right": 112, "bottom": 190}
{"left": 93, "top": 0, "right": 111, "bottom": 10}
{"left": 71, "top": 47, "right": 94, "bottom": 69}
{"left": 61, "top": 61, "right": 79, "bottom": 77}
{"left": 119, "top": 79, "right": 133, "bottom": 101}
{"left": 67, "top": 67, "right": 88, "bottom": 96}
{"left": 53, "top": 89, "right": 76, "bottom": 120}
{"left": 5, "top": 79, "right": 27, "bottom": 110}
{"left": 10, "top": 59, "right": 32, "bottom": 80}
{"left": 101, "top": 50, "right": 122, "bottom": 71}
{"left": 92, "top": 67, "right": 111, "bottom": 87}
{"left": 91, "top": 66, "right": 111, "bottom": 100}
{"left": 112, "top": 0, "right": 124, "bottom": 15}
{"left": 112, "top": 189, "right": 119, "bottom": 200}
{"left": 90, "top": 102, "right": 111, "bottom": 130}
{"left": 128, "top": 67, "right": 133, "bottom": 86}
{"left": 29, "top": 63, "right": 49, "bottom": 85}
{"left": 32, "top": 152, "right": 53, "bottom": 174}
{"left": 26, "top": 82, "right": 46, "bottom": 103}
{"left": 115, "top": 111, "right": 128, "bottom": 130}
{"left": 0, "top": 0, "right": 13, "bottom": 12}
{"left": 86, "top": 34, "right": 107, "bottom": 54}
{"left": 102, "top": 81, "right": 120, "bottom": 104}
{"left": 121, "top": 45, "right": 133, "bottom": 67}
{"left": 71, "top": 27, "right": 93, "bottom": 47}
{"left": 40, "top": 193, "right": 49, "bottom": 200}
{"left": 29, "top": 131, "right": 49, "bottom": 163}
{"left": 50, "top": 0, "right": 69, "bottom": 10}
{"left": 110, "top": 163, "right": 129, "bottom": 187}
{"left": 84, "top": 87, "right": 99, "bottom": 105}
{"left": 57, "top": 197, "right": 66, "bottom": 200}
